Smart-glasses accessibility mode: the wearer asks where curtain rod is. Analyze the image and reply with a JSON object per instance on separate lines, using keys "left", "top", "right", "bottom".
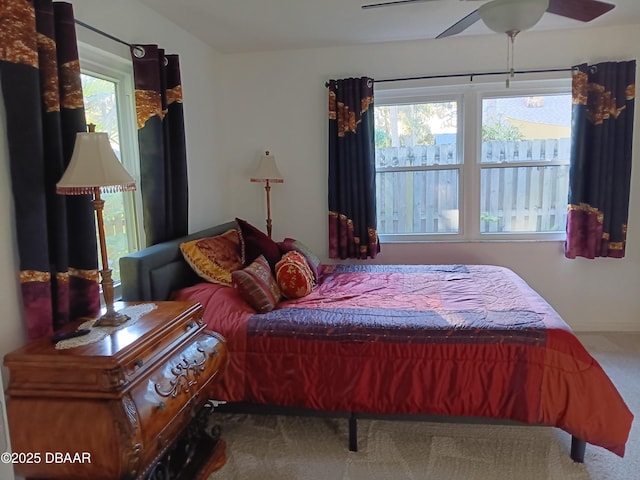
{"left": 325, "top": 67, "right": 573, "bottom": 87}
{"left": 74, "top": 19, "right": 131, "bottom": 48}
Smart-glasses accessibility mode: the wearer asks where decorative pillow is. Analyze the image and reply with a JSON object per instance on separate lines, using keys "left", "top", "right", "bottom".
{"left": 277, "top": 237, "right": 321, "bottom": 282}
{"left": 275, "top": 251, "right": 315, "bottom": 299}
{"left": 180, "top": 229, "right": 242, "bottom": 285}
{"left": 235, "top": 217, "right": 282, "bottom": 269}
{"left": 232, "top": 255, "right": 281, "bottom": 313}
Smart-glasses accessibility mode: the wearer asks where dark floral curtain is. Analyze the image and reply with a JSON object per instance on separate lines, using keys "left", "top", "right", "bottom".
{"left": 0, "top": 0, "right": 99, "bottom": 339}
{"left": 328, "top": 77, "right": 380, "bottom": 259}
{"left": 565, "top": 61, "right": 636, "bottom": 259}
{"left": 130, "top": 44, "right": 188, "bottom": 247}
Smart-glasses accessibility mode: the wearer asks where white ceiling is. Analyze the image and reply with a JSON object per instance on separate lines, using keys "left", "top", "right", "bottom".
{"left": 137, "top": 0, "right": 640, "bottom": 54}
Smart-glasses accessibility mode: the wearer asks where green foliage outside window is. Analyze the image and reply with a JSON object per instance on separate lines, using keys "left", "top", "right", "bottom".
{"left": 482, "top": 120, "right": 524, "bottom": 141}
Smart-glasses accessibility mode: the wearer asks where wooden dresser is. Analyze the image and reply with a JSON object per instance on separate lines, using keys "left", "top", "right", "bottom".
{"left": 4, "top": 301, "right": 228, "bottom": 480}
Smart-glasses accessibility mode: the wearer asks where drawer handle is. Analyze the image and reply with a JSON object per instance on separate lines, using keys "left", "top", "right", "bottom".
{"left": 154, "top": 349, "right": 207, "bottom": 398}
{"left": 156, "top": 401, "right": 166, "bottom": 411}
{"left": 186, "top": 321, "right": 196, "bottom": 330}
{"left": 134, "top": 359, "right": 144, "bottom": 368}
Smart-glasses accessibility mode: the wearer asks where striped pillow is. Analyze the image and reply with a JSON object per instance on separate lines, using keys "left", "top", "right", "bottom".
{"left": 232, "top": 255, "right": 281, "bottom": 313}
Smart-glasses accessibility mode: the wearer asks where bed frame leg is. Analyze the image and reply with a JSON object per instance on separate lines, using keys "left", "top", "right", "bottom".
{"left": 570, "top": 436, "right": 586, "bottom": 463}
{"left": 349, "top": 412, "right": 358, "bottom": 452}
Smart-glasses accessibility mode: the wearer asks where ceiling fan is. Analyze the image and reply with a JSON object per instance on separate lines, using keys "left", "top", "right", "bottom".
{"left": 362, "top": 0, "right": 615, "bottom": 86}
{"left": 361, "top": 0, "right": 615, "bottom": 39}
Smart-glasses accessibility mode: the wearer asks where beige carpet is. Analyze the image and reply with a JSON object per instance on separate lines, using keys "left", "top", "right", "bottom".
{"left": 209, "top": 332, "right": 639, "bottom": 480}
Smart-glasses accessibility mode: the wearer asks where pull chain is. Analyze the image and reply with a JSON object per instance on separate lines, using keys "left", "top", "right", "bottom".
{"left": 505, "top": 30, "right": 519, "bottom": 88}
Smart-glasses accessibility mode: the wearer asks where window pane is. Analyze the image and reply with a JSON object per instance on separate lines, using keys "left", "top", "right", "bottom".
{"left": 481, "top": 94, "right": 571, "bottom": 164}
{"left": 377, "top": 170, "right": 459, "bottom": 234}
{"left": 375, "top": 102, "right": 459, "bottom": 167}
{"left": 480, "top": 165, "right": 569, "bottom": 233}
{"left": 375, "top": 101, "right": 460, "bottom": 235}
{"left": 480, "top": 94, "right": 570, "bottom": 234}
{"left": 81, "top": 73, "right": 130, "bottom": 283}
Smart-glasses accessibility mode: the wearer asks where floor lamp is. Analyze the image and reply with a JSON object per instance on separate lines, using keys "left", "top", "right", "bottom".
{"left": 250, "top": 151, "right": 283, "bottom": 238}
{"left": 56, "top": 125, "right": 136, "bottom": 327}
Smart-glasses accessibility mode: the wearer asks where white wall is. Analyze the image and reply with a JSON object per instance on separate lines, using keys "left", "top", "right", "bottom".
{"left": 0, "top": 79, "right": 28, "bottom": 382}
{"left": 71, "top": 0, "right": 233, "bottom": 233}
{"left": 221, "top": 24, "right": 640, "bottom": 332}
{"left": 0, "top": 65, "right": 21, "bottom": 480}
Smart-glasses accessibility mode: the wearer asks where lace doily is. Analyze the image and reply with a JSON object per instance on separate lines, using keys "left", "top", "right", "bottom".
{"left": 55, "top": 303, "right": 158, "bottom": 350}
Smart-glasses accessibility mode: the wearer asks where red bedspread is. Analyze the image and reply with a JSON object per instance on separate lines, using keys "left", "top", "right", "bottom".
{"left": 174, "top": 264, "right": 633, "bottom": 456}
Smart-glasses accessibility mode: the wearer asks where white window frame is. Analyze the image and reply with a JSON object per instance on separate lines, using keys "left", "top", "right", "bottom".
{"left": 77, "top": 42, "right": 144, "bottom": 295}
{"left": 375, "top": 77, "right": 572, "bottom": 243}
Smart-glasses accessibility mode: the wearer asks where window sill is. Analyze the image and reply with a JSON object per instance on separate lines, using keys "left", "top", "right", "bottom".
{"left": 379, "top": 234, "right": 566, "bottom": 244}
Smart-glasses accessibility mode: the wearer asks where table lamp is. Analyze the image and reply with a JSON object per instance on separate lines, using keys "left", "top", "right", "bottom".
{"left": 56, "top": 124, "right": 136, "bottom": 327}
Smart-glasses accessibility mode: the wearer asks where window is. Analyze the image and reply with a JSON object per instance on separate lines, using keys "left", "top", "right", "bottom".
{"left": 479, "top": 94, "right": 571, "bottom": 234}
{"left": 375, "top": 79, "right": 572, "bottom": 242}
{"left": 375, "top": 100, "right": 461, "bottom": 235}
{"left": 78, "top": 44, "right": 143, "bottom": 287}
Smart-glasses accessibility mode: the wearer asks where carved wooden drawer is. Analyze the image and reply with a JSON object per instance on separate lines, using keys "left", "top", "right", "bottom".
{"left": 123, "top": 307, "right": 205, "bottom": 382}
{"left": 4, "top": 301, "right": 228, "bottom": 480}
{"left": 131, "top": 330, "right": 225, "bottom": 467}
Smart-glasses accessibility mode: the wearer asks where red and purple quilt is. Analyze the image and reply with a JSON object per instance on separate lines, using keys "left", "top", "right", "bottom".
{"left": 175, "top": 264, "right": 633, "bottom": 456}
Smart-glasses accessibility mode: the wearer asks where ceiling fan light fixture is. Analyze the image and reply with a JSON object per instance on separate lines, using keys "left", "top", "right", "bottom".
{"left": 479, "top": 0, "right": 550, "bottom": 34}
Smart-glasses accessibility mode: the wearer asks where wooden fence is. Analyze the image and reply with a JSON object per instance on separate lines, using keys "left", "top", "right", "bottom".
{"left": 376, "top": 138, "right": 570, "bottom": 234}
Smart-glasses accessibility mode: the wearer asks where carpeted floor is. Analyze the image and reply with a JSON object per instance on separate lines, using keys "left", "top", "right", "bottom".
{"left": 209, "top": 332, "right": 639, "bottom": 480}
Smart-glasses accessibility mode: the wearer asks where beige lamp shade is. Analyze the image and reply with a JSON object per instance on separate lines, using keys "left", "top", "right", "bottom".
{"left": 56, "top": 131, "right": 136, "bottom": 195}
{"left": 250, "top": 151, "right": 284, "bottom": 184}
{"left": 479, "top": 0, "right": 549, "bottom": 34}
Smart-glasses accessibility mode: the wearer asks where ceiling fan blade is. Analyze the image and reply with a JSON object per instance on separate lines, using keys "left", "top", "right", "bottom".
{"left": 436, "top": 8, "right": 482, "bottom": 38}
{"left": 546, "top": 0, "right": 615, "bottom": 22}
{"left": 361, "top": 0, "right": 439, "bottom": 9}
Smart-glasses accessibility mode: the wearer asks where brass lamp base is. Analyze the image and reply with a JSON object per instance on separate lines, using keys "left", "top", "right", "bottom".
{"left": 94, "top": 311, "right": 130, "bottom": 327}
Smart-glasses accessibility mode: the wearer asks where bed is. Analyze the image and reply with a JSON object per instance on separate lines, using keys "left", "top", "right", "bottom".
{"left": 120, "top": 220, "right": 633, "bottom": 463}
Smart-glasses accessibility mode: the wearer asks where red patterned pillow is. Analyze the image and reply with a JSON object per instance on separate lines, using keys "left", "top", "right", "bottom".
{"left": 275, "top": 251, "right": 315, "bottom": 299}
{"left": 232, "top": 255, "right": 281, "bottom": 312}
{"left": 277, "top": 238, "right": 321, "bottom": 282}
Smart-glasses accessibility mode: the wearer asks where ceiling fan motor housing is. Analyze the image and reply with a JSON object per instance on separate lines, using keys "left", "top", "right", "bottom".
{"left": 479, "top": 0, "right": 550, "bottom": 34}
